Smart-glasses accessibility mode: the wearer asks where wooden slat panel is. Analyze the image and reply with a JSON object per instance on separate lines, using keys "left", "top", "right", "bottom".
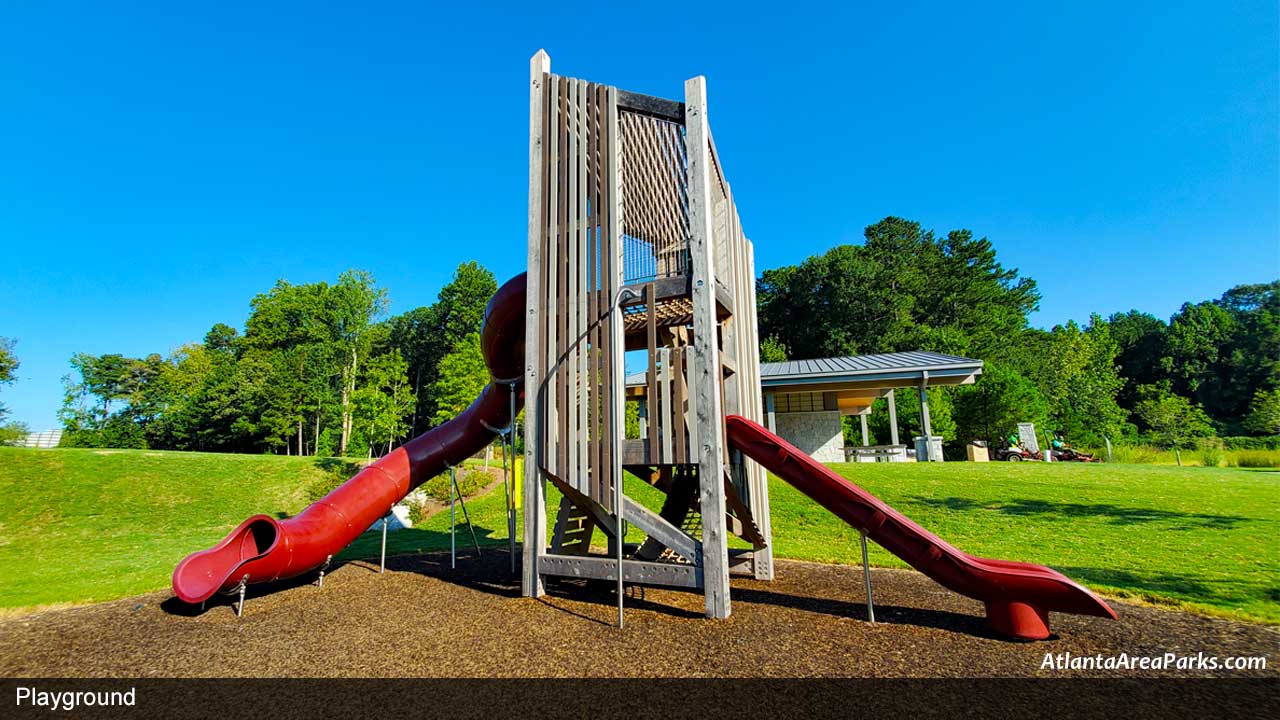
{"left": 588, "top": 82, "right": 602, "bottom": 505}
{"left": 566, "top": 78, "right": 580, "bottom": 493}
{"left": 581, "top": 79, "right": 593, "bottom": 499}
{"left": 556, "top": 75, "right": 570, "bottom": 483}
{"left": 744, "top": 234, "right": 772, "bottom": 579}
{"left": 546, "top": 74, "right": 561, "bottom": 480}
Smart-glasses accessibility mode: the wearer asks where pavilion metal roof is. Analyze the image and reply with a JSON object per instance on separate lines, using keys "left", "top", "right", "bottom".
{"left": 761, "top": 351, "right": 982, "bottom": 385}
{"left": 625, "top": 350, "right": 982, "bottom": 389}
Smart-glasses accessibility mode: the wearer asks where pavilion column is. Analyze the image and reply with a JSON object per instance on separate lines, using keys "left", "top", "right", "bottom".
{"left": 638, "top": 398, "right": 648, "bottom": 440}
{"left": 887, "top": 389, "right": 899, "bottom": 446}
{"left": 765, "top": 391, "right": 776, "bottom": 433}
{"left": 859, "top": 413, "right": 869, "bottom": 447}
{"left": 918, "top": 372, "right": 934, "bottom": 461}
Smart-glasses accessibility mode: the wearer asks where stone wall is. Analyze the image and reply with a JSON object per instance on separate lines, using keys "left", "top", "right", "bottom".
{"left": 775, "top": 410, "right": 844, "bottom": 463}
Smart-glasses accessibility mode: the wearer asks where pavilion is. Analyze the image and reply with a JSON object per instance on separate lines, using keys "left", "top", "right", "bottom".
{"left": 759, "top": 351, "right": 983, "bottom": 462}
{"left": 625, "top": 350, "right": 983, "bottom": 463}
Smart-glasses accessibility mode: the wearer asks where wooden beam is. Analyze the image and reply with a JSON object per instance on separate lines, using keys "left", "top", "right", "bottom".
{"left": 522, "top": 50, "right": 551, "bottom": 599}
{"left": 622, "top": 496, "right": 701, "bottom": 564}
{"left": 722, "top": 472, "right": 765, "bottom": 545}
{"left": 538, "top": 554, "right": 702, "bottom": 589}
{"left": 728, "top": 549, "right": 757, "bottom": 577}
{"left": 622, "top": 275, "right": 688, "bottom": 304}
{"left": 616, "top": 89, "right": 686, "bottom": 123}
{"left": 547, "top": 473, "right": 615, "bottom": 539}
{"left": 685, "top": 75, "right": 731, "bottom": 620}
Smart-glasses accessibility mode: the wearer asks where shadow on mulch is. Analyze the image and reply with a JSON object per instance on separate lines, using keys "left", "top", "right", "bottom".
{"left": 156, "top": 547, "right": 1013, "bottom": 640}
{"left": 160, "top": 568, "right": 339, "bottom": 618}
{"left": 731, "top": 585, "right": 1005, "bottom": 639}
{"left": 378, "top": 550, "right": 1012, "bottom": 640}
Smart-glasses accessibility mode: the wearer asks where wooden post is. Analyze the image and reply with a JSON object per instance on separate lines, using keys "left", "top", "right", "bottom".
{"left": 745, "top": 241, "right": 772, "bottom": 581}
{"left": 887, "top": 389, "right": 899, "bottom": 446}
{"left": 918, "top": 372, "right": 933, "bottom": 462}
{"left": 522, "top": 50, "right": 550, "bottom": 598}
{"left": 686, "top": 75, "right": 731, "bottom": 620}
{"left": 860, "top": 413, "right": 869, "bottom": 447}
{"left": 607, "top": 86, "right": 627, "bottom": 627}
{"left": 765, "top": 391, "right": 776, "bottom": 433}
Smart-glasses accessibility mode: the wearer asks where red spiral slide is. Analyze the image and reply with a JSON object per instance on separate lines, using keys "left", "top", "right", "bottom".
{"left": 171, "top": 273, "right": 527, "bottom": 605}
{"left": 725, "top": 414, "right": 1117, "bottom": 640}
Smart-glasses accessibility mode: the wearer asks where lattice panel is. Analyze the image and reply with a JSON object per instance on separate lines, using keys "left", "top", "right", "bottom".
{"left": 620, "top": 111, "right": 689, "bottom": 283}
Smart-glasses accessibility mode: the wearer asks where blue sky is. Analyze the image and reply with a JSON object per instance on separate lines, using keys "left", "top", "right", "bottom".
{"left": 2, "top": 1, "right": 1277, "bottom": 430}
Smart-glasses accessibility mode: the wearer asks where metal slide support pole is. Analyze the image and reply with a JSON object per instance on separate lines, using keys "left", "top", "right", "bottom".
{"left": 507, "top": 382, "right": 518, "bottom": 573}
{"left": 235, "top": 574, "right": 248, "bottom": 618}
{"left": 316, "top": 554, "right": 332, "bottom": 587}
{"left": 860, "top": 531, "right": 875, "bottom": 623}
{"left": 453, "top": 471, "right": 482, "bottom": 557}
{"left": 450, "top": 465, "right": 456, "bottom": 569}
{"left": 379, "top": 511, "right": 390, "bottom": 573}
{"left": 612, "top": 288, "right": 640, "bottom": 628}
{"left": 499, "top": 425, "right": 512, "bottom": 570}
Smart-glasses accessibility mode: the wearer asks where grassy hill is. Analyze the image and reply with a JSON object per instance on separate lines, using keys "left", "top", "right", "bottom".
{"left": 1, "top": 446, "right": 1276, "bottom": 623}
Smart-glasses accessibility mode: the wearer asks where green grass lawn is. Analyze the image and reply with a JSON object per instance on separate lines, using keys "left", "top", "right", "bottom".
{"left": 1, "top": 446, "right": 1276, "bottom": 623}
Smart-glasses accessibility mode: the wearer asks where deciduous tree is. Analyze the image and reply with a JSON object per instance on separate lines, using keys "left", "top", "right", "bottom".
{"left": 430, "top": 333, "right": 488, "bottom": 426}
{"left": 1134, "top": 387, "right": 1214, "bottom": 466}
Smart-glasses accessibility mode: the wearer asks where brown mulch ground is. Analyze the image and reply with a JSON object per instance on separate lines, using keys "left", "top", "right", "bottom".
{"left": 0, "top": 553, "right": 1274, "bottom": 678}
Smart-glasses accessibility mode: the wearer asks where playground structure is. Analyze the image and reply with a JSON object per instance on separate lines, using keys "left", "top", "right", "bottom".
{"left": 517, "top": 50, "right": 770, "bottom": 622}
{"left": 171, "top": 51, "right": 1116, "bottom": 640}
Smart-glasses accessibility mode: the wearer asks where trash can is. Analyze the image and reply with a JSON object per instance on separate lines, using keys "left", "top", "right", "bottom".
{"left": 914, "top": 436, "right": 944, "bottom": 462}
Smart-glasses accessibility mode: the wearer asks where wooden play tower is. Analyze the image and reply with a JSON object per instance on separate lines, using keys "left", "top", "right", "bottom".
{"left": 521, "top": 50, "right": 770, "bottom": 620}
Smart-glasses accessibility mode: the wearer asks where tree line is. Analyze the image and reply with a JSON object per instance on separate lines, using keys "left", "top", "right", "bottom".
{"left": 758, "top": 217, "right": 1280, "bottom": 450}
{"left": 6, "top": 216, "right": 1276, "bottom": 457}
{"left": 55, "top": 263, "right": 497, "bottom": 456}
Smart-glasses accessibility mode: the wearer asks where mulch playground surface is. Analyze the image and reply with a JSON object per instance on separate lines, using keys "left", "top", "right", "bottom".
{"left": 0, "top": 553, "right": 1274, "bottom": 678}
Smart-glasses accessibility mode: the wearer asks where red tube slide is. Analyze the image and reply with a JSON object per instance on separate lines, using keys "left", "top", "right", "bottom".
{"left": 725, "top": 414, "right": 1117, "bottom": 640}
{"left": 171, "top": 273, "right": 527, "bottom": 605}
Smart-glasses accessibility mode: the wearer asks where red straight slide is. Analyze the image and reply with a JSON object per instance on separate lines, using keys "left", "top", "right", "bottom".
{"left": 725, "top": 414, "right": 1117, "bottom": 640}
{"left": 171, "top": 273, "right": 527, "bottom": 605}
